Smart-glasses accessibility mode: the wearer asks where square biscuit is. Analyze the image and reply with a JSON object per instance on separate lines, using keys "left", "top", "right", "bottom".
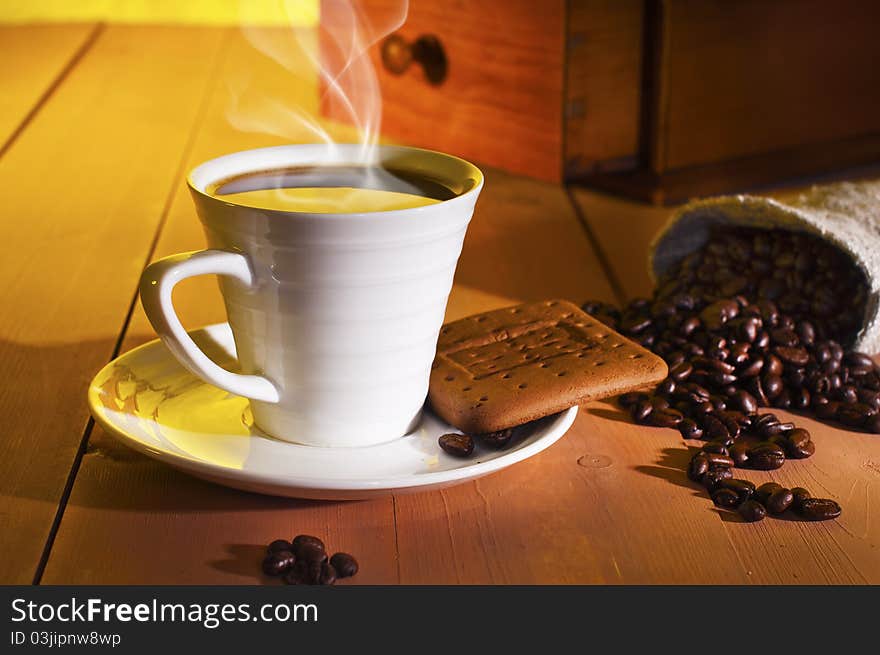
{"left": 428, "top": 299, "right": 668, "bottom": 433}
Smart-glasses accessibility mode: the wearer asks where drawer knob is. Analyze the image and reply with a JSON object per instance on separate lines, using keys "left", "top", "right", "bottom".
{"left": 381, "top": 33, "right": 448, "bottom": 85}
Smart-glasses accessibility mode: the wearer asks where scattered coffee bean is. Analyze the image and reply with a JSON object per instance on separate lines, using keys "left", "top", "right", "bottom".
{"left": 702, "top": 467, "right": 733, "bottom": 491}
{"left": 719, "top": 478, "right": 755, "bottom": 504}
{"left": 438, "top": 433, "right": 475, "bottom": 457}
{"left": 791, "top": 487, "right": 812, "bottom": 512}
{"left": 729, "top": 442, "right": 750, "bottom": 467}
{"left": 687, "top": 453, "right": 710, "bottom": 482}
{"left": 766, "top": 488, "right": 794, "bottom": 514}
{"left": 679, "top": 418, "right": 704, "bottom": 440}
{"left": 268, "top": 539, "right": 292, "bottom": 554}
{"left": 711, "top": 488, "right": 741, "bottom": 508}
{"left": 262, "top": 551, "right": 295, "bottom": 576}
{"left": 738, "top": 500, "right": 767, "bottom": 522}
{"left": 754, "top": 482, "right": 784, "bottom": 505}
{"left": 478, "top": 429, "right": 514, "bottom": 449}
{"left": 266, "top": 535, "right": 358, "bottom": 585}
{"left": 319, "top": 562, "right": 337, "bottom": 586}
{"left": 583, "top": 225, "right": 875, "bottom": 525}
{"left": 651, "top": 407, "right": 684, "bottom": 427}
{"left": 330, "top": 553, "right": 359, "bottom": 578}
{"left": 795, "top": 498, "right": 843, "bottom": 521}
{"left": 292, "top": 534, "right": 325, "bottom": 556}
{"left": 748, "top": 444, "right": 785, "bottom": 470}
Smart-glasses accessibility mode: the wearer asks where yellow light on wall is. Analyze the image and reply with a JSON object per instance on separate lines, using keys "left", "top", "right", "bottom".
{"left": 0, "top": 0, "right": 319, "bottom": 26}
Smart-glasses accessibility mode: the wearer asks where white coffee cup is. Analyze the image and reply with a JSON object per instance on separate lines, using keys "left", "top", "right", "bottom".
{"left": 139, "top": 144, "right": 483, "bottom": 446}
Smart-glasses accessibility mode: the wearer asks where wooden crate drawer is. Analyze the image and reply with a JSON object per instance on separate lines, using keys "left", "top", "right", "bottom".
{"left": 320, "top": 0, "right": 644, "bottom": 182}
{"left": 652, "top": 0, "right": 880, "bottom": 172}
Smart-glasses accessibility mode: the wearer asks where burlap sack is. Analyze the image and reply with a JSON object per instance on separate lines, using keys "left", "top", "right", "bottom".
{"left": 650, "top": 180, "right": 880, "bottom": 354}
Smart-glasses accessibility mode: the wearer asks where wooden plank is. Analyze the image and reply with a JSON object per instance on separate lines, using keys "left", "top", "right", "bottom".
{"left": 0, "top": 25, "right": 226, "bottom": 584}
{"left": 0, "top": 24, "right": 97, "bottom": 150}
{"left": 41, "top": 24, "right": 618, "bottom": 583}
{"left": 563, "top": 186, "right": 880, "bottom": 583}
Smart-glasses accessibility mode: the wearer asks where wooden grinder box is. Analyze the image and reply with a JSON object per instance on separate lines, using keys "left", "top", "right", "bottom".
{"left": 321, "top": 0, "right": 880, "bottom": 202}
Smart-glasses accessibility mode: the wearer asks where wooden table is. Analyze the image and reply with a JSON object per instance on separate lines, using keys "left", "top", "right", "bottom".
{"left": 2, "top": 24, "right": 878, "bottom": 585}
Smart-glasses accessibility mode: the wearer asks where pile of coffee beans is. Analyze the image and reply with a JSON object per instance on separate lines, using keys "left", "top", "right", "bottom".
{"left": 262, "top": 534, "right": 358, "bottom": 585}
{"left": 582, "top": 225, "right": 880, "bottom": 522}
{"left": 438, "top": 428, "right": 514, "bottom": 457}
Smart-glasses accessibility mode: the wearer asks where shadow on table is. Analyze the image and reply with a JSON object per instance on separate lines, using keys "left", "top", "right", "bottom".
{"left": 209, "top": 543, "right": 272, "bottom": 583}
{"left": 633, "top": 445, "right": 702, "bottom": 493}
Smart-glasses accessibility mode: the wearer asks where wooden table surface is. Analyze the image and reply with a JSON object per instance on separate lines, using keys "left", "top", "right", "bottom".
{"left": 2, "top": 24, "right": 878, "bottom": 585}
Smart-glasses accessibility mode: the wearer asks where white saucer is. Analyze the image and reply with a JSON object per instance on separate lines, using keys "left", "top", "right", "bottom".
{"left": 87, "top": 323, "right": 578, "bottom": 499}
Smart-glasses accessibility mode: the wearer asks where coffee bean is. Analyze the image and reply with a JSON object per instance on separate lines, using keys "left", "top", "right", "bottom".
{"left": 759, "top": 421, "right": 795, "bottom": 437}
{"left": 838, "top": 403, "right": 875, "bottom": 428}
{"left": 868, "top": 415, "right": 880, "bottom": 434}
{"left": 268, "top": 539, "right": 292, "bottom": 554}
{"left": 765, "top": 354, "right": 784, "bottom": 377}
{"left": 704, "top": 453, "right": 735, "bottom": 469}
{"left": 711, "top": 488, "right": 741, "bottom": 508}
{"left": 702, "top": 468, "right": 733, "bottom": 491}
{"left": 438, "top": 433, "right": 474, "bottom": 457}
{"left": 755, "top": 482, "right": 783, "bottom": 504}
{"left": 478, "top": 429, "right": 514, "bottom": 449}
{"left": 263, "top": 551, "right": 295, "bottom": 576}
{"left": 319, "top": 562, "right": 337, "bottom": 585}
{"left": 679, "top": 418, "right": 704, "bottom": 440}
{"left": 715, "top": 412, "right": 741, "bottom": 438}
{"left": 719, "top": 478, "right": 755, "bottom": 504}
{"left": 687, "top": 454, "right": 710, "bottom": 482}
{"left": 737, "top": 358, "right": 764, "bottom": 379}
{"left": 796, "top": 321, "right": 816, "bottom": 346}
{"left": 766, "top": 488, "right": 794, "bottom": 514}
{"left": 787, "top": 439, "right": 815, "bottom": 459}
{"left": 670, "top": 361, "right": 694, "bottom": 382}
{"left": 749, "top": 445, "right": 785, "bottom": 470}
{"left": 292, "top": 534, "right": 324, "bottom": 552}
{"left": 739, "top": 500, "right": 767, "bottom": 522}
{"left": 774, "top": 346, "right": 810, "bottom": 367}
{"left": 709, "top": 395, "right": 728, "bottom": 411}
{"left": 650, "top": 408, "right": 684, "bottom": 428}
{"left": 763, "top": 374, "right": 784, "bottom": 399}
{"left": 815, "top": 399, "right": 840, "bottom": 420}
{"left": 651, "top": 396, "right": 670, "bottom": 410}
{"left": 791, "top": 387, "right": 811, "bottom": 410}
{"left": 701, "top": 442, "right": 729, "bottom": 456}
{"left": 858, "top": 388, "right": 880, "bottom": 410}
{"left": 729, "top": 442, "right": 750, "bottom": 467}
{"left": 770, "top": 328, "right": 799, "bottom": 347}
{"left": 283, "top": 561, "right": 309, "bottom": 585}
{"left": 657, "top": 378, "right": 677, "bottom": 395}
{"left": 702, "top": 414, "right": 730, "bottom": 441}
{"left": 296, "top": 541, "right": 327, "bottom": 564}
{"left": 787, "top": 428, "right": 811, "bottom": 449}
{"left": 846, "top": 352, "right": 875, "bottom": 369}
{"left": 329, "top": 553, "right": 359, "bottom": 578}
{"left": 791, "top": 487, "right": 811, "bottom": 512}
{"left": 631, "top": 400, "right": 654, "bottom": 423}
{"left": 795, "top": 498, "right": 842, "bottom": 521}
{"left": 747, "top": 377, "right": 769, "bottom": 406}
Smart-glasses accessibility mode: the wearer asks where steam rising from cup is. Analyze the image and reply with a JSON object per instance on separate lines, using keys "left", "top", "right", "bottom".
{"left": 225, "top": 0, "right": 415, "bottom": 208}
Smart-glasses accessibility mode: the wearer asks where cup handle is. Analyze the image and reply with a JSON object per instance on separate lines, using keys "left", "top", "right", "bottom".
{"left": 139, "top": 250, "right": 280, "bottom": 403}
